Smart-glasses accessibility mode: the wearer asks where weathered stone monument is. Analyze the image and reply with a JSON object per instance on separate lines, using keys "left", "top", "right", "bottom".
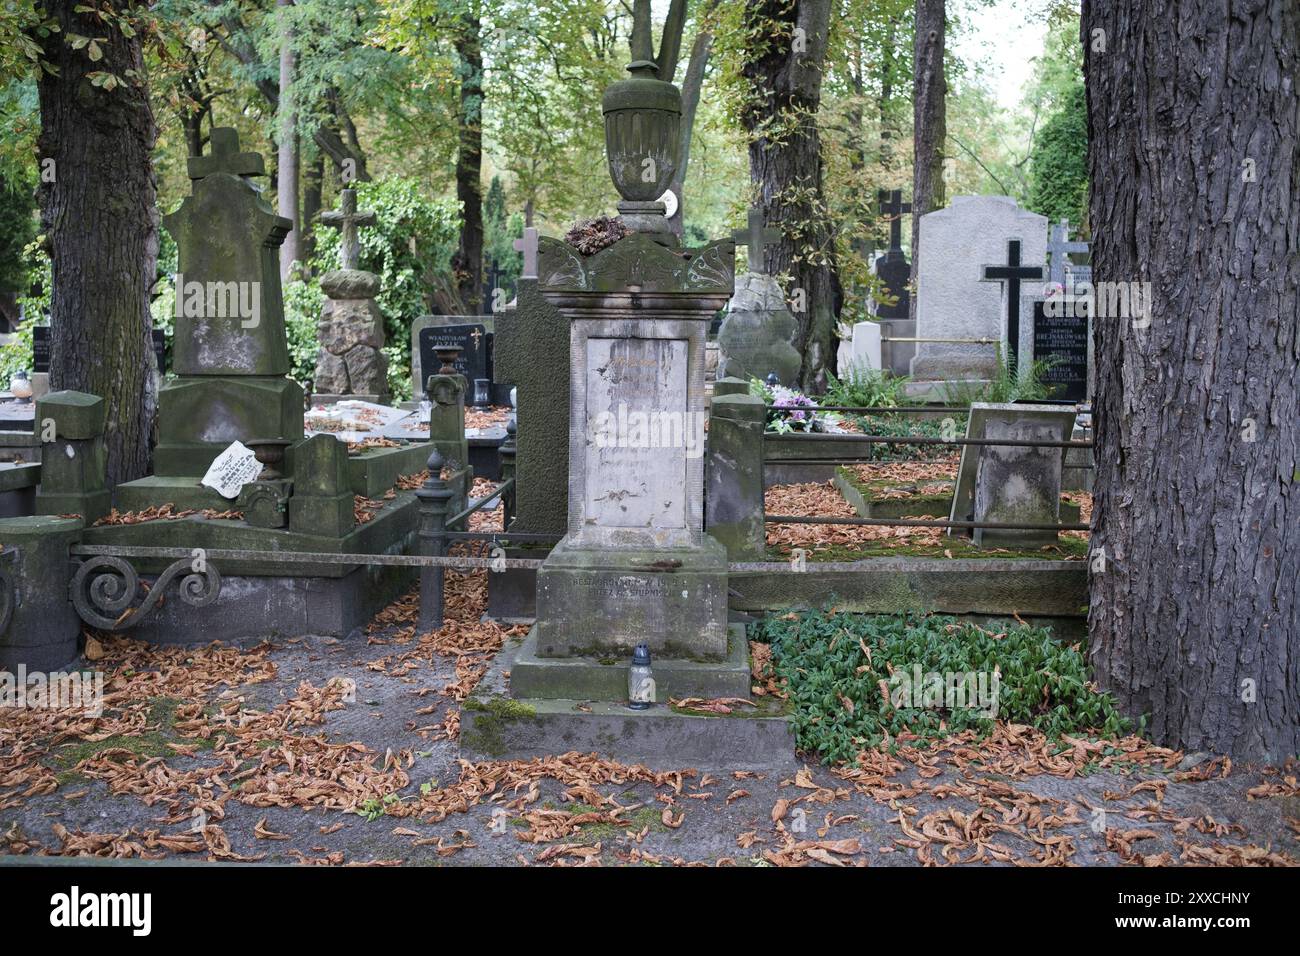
{"left": 716, "top": 207, "right": 801, "bottom": 386}
{"left": 493, "top": 228, "right": 571, "bottom": 539}
{"left": 313, "top": 189, "right": 389, "bottom": 403}
{"left": 948, "top": 403, "right": 1077, "bottom": 548}
{"left": 463, "top": 17, "right": 793, "bottom": 768}
{"left": 153, "top": 128, "right": 304, "bottom": 477}
{"left": 911, "top": 196, "right": 1047, "bottom": 384}
{"left": 531, "top": 232, "right": 736, "bottom": 661}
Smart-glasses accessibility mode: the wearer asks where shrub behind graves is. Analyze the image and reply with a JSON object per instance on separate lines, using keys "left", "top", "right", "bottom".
{"left": 752, "top": 610, "right": 1132, "bottom": 764}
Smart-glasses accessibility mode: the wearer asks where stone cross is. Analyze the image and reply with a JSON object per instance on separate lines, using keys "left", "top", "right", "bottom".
{"left": 187, "top": 127, "right": 265, "bottom": 181}
{"left": 732, "top": 206, "right": 781, "bottom": 275}
{"left": 318, "top": 188, "right": 376, "bottom": 271}
{"left": 514, "top": 227, "right": 539, "bottom": 279}
{"left": 1047, "top": 218, "right": 1090, "bottom": 288}
{"left": 878, "top": 189, "right": 912, "bottom": 252}
{"left": 982, "top": 239, "right": 1044, "bottom": 375}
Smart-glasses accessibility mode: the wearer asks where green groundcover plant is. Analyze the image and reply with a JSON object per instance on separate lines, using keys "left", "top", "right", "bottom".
{"left": 752, "top": 610, "right": 1133, "bottom": 764}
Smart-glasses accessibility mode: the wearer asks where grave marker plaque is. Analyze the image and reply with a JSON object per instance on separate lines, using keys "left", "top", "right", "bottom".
{"left": 417, "top": 322, "right": 488, "bottom": 389}
{"left": 1030, "top": 299, "right": 1089, "bottom": 404}
{"left": 32, "top": 326, "right": 50, "bottom": 373}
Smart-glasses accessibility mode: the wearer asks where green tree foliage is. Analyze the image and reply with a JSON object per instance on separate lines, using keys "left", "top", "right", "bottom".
{"left": 1029, "top": 80, "right": 1086, "bottom": 227}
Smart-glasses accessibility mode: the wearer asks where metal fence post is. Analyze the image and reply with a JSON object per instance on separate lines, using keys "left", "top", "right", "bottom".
{"left": 414, "top": 448, "right": 453, "bottom": 631}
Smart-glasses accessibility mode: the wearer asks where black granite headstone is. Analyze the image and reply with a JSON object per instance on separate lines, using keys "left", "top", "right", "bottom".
{"left": 1031, "top": 301, "right": 1089, "bottom": 403}
{"left": 32, "top": 325, "right": 50, "bottom": 373}
{"left": 418, "top": 323, "right": 491, "bottom": 403}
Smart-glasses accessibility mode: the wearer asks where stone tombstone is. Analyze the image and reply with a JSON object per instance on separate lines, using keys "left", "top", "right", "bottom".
{"left": 313, "top": 189, "right": 388, "bottom": 402}
{"left": 33, "top": 390, "right": 111, "bottom": 523}
{"left": 911, "top": 196, "right": 1047, "bottom": 382}
{"left": 948, "top": 403, "right": 1077, "bottom": 548}
{"left": 1024, "top": 290, "right": 1091, "bottom": 404}
{"left": 716, "top": 272, "right": 801, "bottom": 385}
{"left": 532, "top": 232, "right": 735, "bottom": 661}
{"left": 493, "top": 236, "right": 572, "bottom": 538}
{"left": 836, "top": 319, "right": 882, "bottom": 374}
{"left": 155, "top": 128, "right": 303, "bottom": 476}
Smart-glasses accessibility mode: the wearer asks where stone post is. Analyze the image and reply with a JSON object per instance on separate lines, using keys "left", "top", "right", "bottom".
{"left": 414, "top": 449, "right": 453, "bottom": 631}
{"left": 0, "top": 516, "right": 83, "bottom": 671}
{"left": 706, "top": 391, "right": 767, "bottom": 561}
{"left": 426, "top": 356, "right": 471, "bottom": 518}
{"left": 288, "top": 434, "right": 356, "bottom": 537}
{"left": 34, "top": 390, "right": 111, "bottom": 524}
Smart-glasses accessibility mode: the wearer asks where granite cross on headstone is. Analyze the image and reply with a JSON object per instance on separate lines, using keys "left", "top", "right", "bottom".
{"left": 982, "top": 239, "right": 1044, "bottom": 375}
{"left": 1047, "top": 219, "right": 1089, "bottom": 288}
{"left": 732, "top": 206, "right": 781, "bottom": 274}
{"left": 878, "top": 189, "right": 912, "bottom": 252}
{"left": 318, "top": 188, "right": 376, "bottom": 272}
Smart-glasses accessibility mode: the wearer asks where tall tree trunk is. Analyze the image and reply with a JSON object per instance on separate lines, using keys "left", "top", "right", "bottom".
{"left": 666, "top": 0, "right": 717, "bottom": 238}
{"left": 1084, "top": 0, "right": 1299, "bottom": 760}
{"left": 909, "top": 0, "right": 945, "bottom": 323}
{"left": 740, "top": 0, "right": 841, "bottom": 391}
{"left": 301, "top": 150, "right": 324, "bottom": 266}
{"left": 277, "top": 0, "right": 300, "bottom": 280}
{"left": 451, "top": 2, "right": 484, "bottom": 313}
{"left": 35, "top": 0, "right": 158, "bottom": 485}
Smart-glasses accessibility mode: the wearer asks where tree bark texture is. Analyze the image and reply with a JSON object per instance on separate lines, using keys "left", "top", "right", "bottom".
{"left": 36, "top": 0, "right": 158, "bottom": 485}
{"left": 452, "top": 3, "right": 484, "bottom": 313}
{"left": 740, "top": 0, "right": 841, "bottom": 391}
{"left": 909, "top": 0, "right": 945, "bottom": 322}
{"left": 1084, "top": 0, "right": 1299, "bottom": 760}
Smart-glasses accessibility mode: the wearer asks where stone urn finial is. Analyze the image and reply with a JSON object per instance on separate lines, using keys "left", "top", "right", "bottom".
{"left": 600, "top": 0, "right": 685, "bottom": 236}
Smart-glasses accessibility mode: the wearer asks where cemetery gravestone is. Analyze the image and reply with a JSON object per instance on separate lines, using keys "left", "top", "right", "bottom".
{"left": 409, "top": 315, "right": 506, "bottom": 406}
{"left": 716, "top": 207, "right": 801, "bottom": 386}
{"left": 154, "top": 128, "right": 303, "bottom": 476}
{"left": 948, "top": 403, "right": 1077, "bottom": 548}
{"left": 493, "top": 231, "right": 571, "bottom": 538}
{"left": 874, "top": 189, "right": 912, "bottom": 319}
{"left": 532, "top": 233, "right": 735, "bottom": 661}
{"left": 911, "top": 196, "right": 1048, "bottom": 383}
{"left": 313, "top": 189, "right": 389, "bottom": 403}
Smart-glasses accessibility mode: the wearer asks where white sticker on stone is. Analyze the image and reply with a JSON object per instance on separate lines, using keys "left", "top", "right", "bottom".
{"left": 201, "top": 440, "right": 262, "bottom": 499}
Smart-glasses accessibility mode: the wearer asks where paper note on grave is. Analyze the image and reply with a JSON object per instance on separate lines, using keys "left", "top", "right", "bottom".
{"left": 201, "top": 441, "right": 262, "bottom": 499}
